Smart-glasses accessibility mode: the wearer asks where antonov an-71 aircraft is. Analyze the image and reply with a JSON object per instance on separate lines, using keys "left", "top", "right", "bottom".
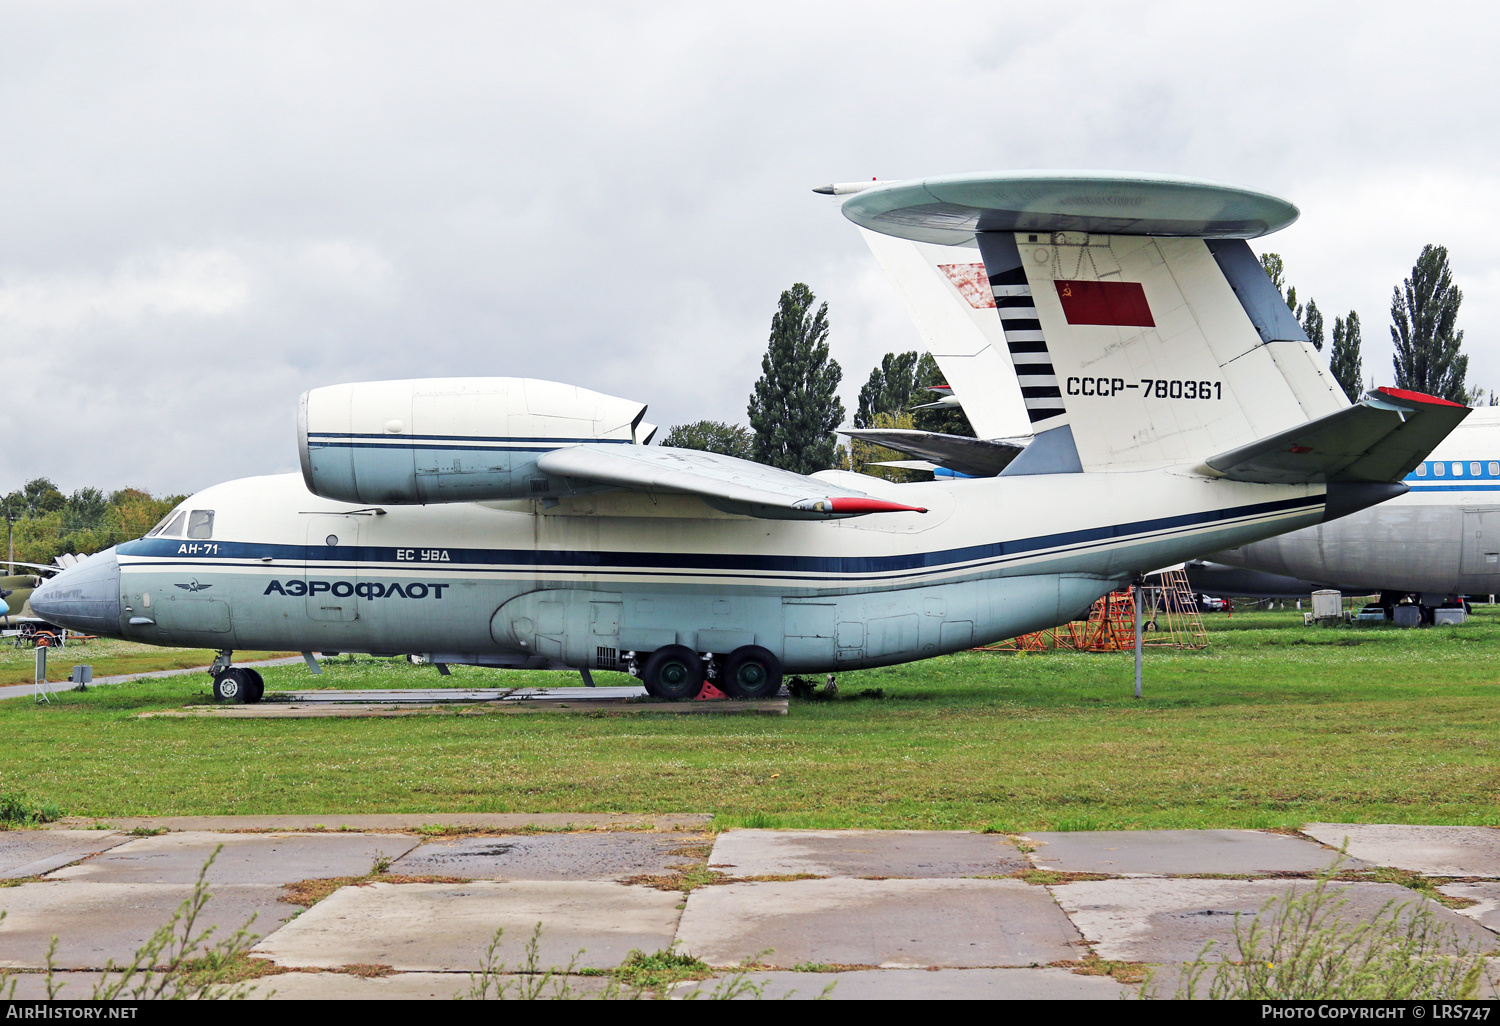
{"left": 33, "top": 171, "right": 1468, "bottom": 702}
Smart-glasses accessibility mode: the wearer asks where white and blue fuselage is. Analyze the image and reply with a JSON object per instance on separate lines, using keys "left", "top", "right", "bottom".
{"left": 41, "top": 468, "right": 1332, "bottom": 673}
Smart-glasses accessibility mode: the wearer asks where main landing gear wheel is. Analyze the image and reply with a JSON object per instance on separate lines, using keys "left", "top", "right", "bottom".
{"left": 720, "top": 645, "right": 783, "bottom": 700}
{"left": 213, "top": 667, "right": 262, "bottom": 704}
{"left": 642, "top": 645, "right": 705, "bottom": 701}
{"left": 242, "top": 668, "right": 265, "bottom": 704}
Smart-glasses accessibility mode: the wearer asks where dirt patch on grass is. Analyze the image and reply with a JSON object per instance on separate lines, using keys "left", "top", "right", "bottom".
{"left": 1050, "top": 956, "right": 1150, "bottom": 984}
{"left": 620, "top": 864, "right": 726, "bottom": 892}
{"left": 1009, "top": 869, "right": 1114, "bottom": 886}
{"left": 1333, "top": 867, "right": 1484, "bottom": 909}
{"left": 183, "top": 954, "right": 295, "bottom": 983}
{"left": 280, "top": 872, "right": 469, "bottom": 906}
{"left": 333, "top": 963, "right": 397, "bottom": 978}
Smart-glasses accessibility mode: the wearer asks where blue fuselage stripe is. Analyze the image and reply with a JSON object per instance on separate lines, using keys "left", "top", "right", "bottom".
{"left": 116, "top": 493, "right": 1322, "bottom": 578}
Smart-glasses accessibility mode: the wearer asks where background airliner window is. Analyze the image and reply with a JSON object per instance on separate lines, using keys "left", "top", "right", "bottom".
{"left": 186, "top": 511, "right": 215, "bottom": 540}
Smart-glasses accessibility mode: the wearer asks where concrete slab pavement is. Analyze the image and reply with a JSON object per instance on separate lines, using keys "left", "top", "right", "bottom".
{"left": 675, "top": 878, "right": 1084, "bottom": 968}
{"left": 0, "top": 829, "right": 129, "bottom": 880}
{"left": 1304, "top": 824, "right": 1500, "bottom": 877}
{"left": 707, "top": 828, "right": 1026, "bottom": 879}
{"left": 1052, "top": 877, "right": 1497, "bottom": 963}
{"left": 1439, "top": 883, "right": 1500, "bottom": 932}
{"left": 251, "top": 880, "right": 683, "bottom": 971}
{"left": 0, "top": 973, "right": 104, "bottom": 1000}
{"left": 1023, "top": 828, "right": 1360, "bottom": 876}
{"left": 672, "top": 967, "right": 1129, "bottom": 1000}
{"left": 47, "top": 831, "right": 419, "bottom": 885}
{"left": 7, "top": 823, "right": 1499, "bottom": 998}
{"left": 262, "top": 971, "right": 621, "bottom": 1000}
{"left": 0, "top": 882, "right": 294, "bottom": 969}
{"left": 390, "top": 831, "right": 703, "bottom": 881}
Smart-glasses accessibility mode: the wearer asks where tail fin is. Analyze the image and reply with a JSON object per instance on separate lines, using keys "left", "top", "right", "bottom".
{"left": 975, "top": 230, "right": 1350, "bottom": 472}
{"left": 841, "top": 171, "right": 1352, "bottom": 474}
{"left": 856, "top": 227, "right": 1031, "bottom": 441}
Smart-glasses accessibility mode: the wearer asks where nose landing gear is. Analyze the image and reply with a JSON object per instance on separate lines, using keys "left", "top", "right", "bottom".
{"left": 209, "top": 651, "right": 265, "bottom": 703}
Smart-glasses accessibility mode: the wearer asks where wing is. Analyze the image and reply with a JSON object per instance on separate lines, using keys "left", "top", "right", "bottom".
{"left": 535, "top": 445, "right": 928, "bottom": 520}
{"left": 2, "top": 561, "right": 63, "bottom": 575}
{"left": 840, "top": 428, "right": 1026, "bottom": 477}
{"left": 1204, "top": 388, "right": 1470, "bottom": 484}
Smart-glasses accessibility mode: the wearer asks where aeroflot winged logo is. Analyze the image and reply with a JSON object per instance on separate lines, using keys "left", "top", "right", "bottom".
{"left": 174, "top": 579, "right": 212, "bottom": 592}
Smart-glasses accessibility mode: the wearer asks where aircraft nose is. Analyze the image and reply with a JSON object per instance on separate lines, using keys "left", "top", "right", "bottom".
{"left": 29, "top": 548, "right": 122, "bottom": 635}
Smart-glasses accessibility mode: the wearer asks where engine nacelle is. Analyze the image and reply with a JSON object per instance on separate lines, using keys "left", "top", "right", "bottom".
{"left": 299, "top": 377, "right": 648, "bottom": 504}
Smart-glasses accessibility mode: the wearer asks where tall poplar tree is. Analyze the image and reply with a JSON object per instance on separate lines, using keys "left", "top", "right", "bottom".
{"left": 747, "top": 283, "right": 845, "bottom": 474}
{"left": 910, "top": 353, "right": 976, "bottom": 436}
{"left": 1259, "top": 252, "right": 1325, "bottom": 350}
{"left": 854, "top": 351, "right": 919, "bottom": 428}
{"left": 1329, "top": 312, "right": 1363, "bottom": 402}
{"left": 1391, "top": 244, "right": 1468, "bottom": 403}
{"left": 1301, "top": 299, "right": 1324, "bottom": 352}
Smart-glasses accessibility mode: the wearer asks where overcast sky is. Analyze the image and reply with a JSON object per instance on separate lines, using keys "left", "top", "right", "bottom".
{"left": 2, "top": 1, "right": 1496, "bottom": 497}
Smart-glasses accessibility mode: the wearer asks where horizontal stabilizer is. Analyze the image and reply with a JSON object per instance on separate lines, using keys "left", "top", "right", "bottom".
{"left": 1204, "top": 387, "right": 1470, "bottom": 485}
{"left": 839, "top": 428, "right": 1026, "bottom": 477}
{"left": 535, "top": 445, "right": 928, "bottom": 520}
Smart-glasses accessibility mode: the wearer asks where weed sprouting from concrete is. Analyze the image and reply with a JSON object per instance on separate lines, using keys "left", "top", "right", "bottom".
{"left": 89, "top": 846, "right": 267, "bottom": 1000}
{"left": 463, "top": 928, "right": 823, "bottom": 1000}
{"left": 1140, "top": 850, "right": 1494, "bottom": 1000}
{"left": 463, "top": 922, "right": 602, "bottom": 1000}
{"left": 608, "top": 946, "right": 713, "bottom": 989}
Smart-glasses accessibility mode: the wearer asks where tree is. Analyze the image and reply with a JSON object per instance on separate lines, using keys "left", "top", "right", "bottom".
{"left": 910, "top": 353, "right": 976, "bottom": 437}
{"left": 1259, "top": 253, "right": 1287, "bottom": 296}
{"left": 66, "top": 487, "right": 109, "bottom": 529}
{"left": 854, "top": 351, "right": 920, "bottom": 428}
{"left": 659, "top": 420, "right": 753, "bottom": 459}
{"left": 848, "top": 411, "right": 929, "bottom": 483}
{"left": 1391, "top": 244, "right": 1468, "bottom": 403}
{"left": 1260, "top": 252, "right": 1328, "bottom": 351}
{"left": 747, "top": 283, "right": 845, "bottom": 474}
{"left": 10, "top": 478, "right": 65, "bottom": 518}
{"left": 1301, "top": 298, "right": 1324, "bottom": 353}
{"left": 1328, "top": 311, "right": 1364, "bottom": 402}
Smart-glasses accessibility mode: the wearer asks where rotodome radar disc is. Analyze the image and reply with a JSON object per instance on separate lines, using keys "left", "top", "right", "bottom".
{"left": 841, "top": 170, "right": 1298, "bottom": 246}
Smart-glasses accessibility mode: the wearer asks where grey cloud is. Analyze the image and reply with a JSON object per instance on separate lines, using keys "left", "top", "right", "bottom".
{"left": 1, "top": 1, "right": 1496, "bottom": 493}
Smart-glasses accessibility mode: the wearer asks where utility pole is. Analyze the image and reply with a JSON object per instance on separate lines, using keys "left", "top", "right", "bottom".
{"left": 4, "top": 498, "right": 15, "bottom": 576}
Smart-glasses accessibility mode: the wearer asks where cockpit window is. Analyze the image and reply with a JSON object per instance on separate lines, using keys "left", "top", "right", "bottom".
{"left": 150, "top": 511, "right": 187, "bottom": 538}
{"left": 186, "top": 510, "right": 215, "bottom": 540}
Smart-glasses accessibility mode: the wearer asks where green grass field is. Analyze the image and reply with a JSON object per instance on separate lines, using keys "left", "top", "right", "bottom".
{"left": 1, "top": 607, "right": 1497, "bottom": 830}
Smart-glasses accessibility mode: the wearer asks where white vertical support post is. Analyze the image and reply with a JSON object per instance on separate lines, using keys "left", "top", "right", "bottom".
{"left": 1133, "top": 581, "right": 1143, "bottom": 699}
{"left": 34, "top": 643, "right": 53, "bottom": 704}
